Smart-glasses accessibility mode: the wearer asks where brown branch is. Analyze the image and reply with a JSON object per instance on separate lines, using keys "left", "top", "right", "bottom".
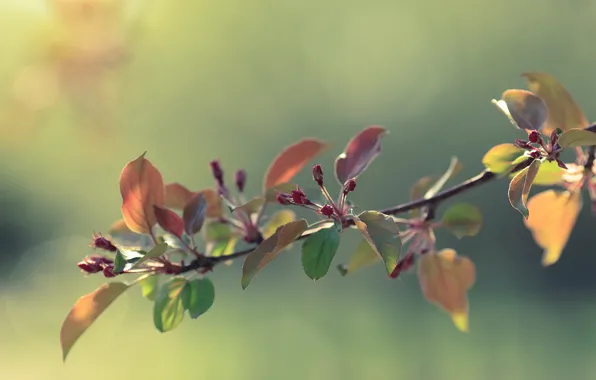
{"left": 179, "top": 158, "right": 534, "bottom": 273}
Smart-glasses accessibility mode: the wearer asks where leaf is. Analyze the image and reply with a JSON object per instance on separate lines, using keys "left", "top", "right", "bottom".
{"left": 301, "top": 225, "right": 341, "bottom": 280}
{"left": 140, "top": 275, "right": 158, "bottom": 301}
{"left": 119, "top": 152, "right": 165, "bottom": 234}
{"left": 424, "top": 157, "right": 462, "bottom": 199}
{"left": 203, "top": 222, "right": 239, "bottom": 257}
{"left": 558, "top": 128, "right": 596, "bottom": 149}
{"left": 106, "top": 219, "right": 154, "bottom": 251}
{"left": 334, "top": 126, "right": 387, "bottom": 185}
{"left": 128, "top": 242, "right": 169, "bottom": 270}
{"left": 60, "top": 282, "right": 130, "bottom": 361}
{"left": 352, "top": 211, "right": 401, "bottom": 275}
{"left": 525, "top": 160, "right": 565, "bottom": 186}
{"left": 164, "top": 184, "right": 222, "bottom": 218}
{"left": 492, "top": 89, "right": 548, "bottom": 130}
{"left": 153, "top": 206, "right": 184, "bottom": 238}
{"left": 262, "top": 210, "right": 296, "bottom": 239}
{"left": 337, "top": 239, "right": 380, "bottom": 276}
{"left": 508, "top": 159, "right": 541, "bottom": 218}
{"left": 263, "top": 138, "right": 328, "bottom": 191}
{"left": 409, "top": 176, "right": 436, "bottom": 218}
{"left": 525, "top": 190, "right": 582, "bottom": 266}
{"left": 441, "top": 203, "right": 483, "bottom": 239}
{"left": 182, "top": 193, "right": 207, "bottom": 235}
{"left": 233, "top": 196, "right": 265, "bottom": 216}
{"left": 241, "top": 219, "right": 308, "bottom": 289}
{"left": 264, "top": 182, "right": 297, "bottom": 202}
{"left": 482, "top": 144, "right": 526, "bottom": 175}
{"left": 186, "top": 279, "right": 215, "bottom": 319}
{"left": 418, "top": 249, "right": 476, "bottom": 332}
{"left": 522, "top": 72, "right": 588, "bottom": 134}
{"left": 112, "top": 250, "right": 127, "bottom": 274}
{"left": 153, "top": 278, "right": 190, "bottom": 333}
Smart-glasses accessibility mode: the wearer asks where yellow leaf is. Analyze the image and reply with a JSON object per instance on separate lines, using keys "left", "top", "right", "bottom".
{"left": 525, "top": 190, "right": 582, "bottom": 266}
{"left": 418, "top": 249, "right": 475, "bottom": 332}
{"left": 262, "top": 210, "right": 296, "bottom": 239}
{"left": 522, "top": 72, "right": 589, "bottom": 134}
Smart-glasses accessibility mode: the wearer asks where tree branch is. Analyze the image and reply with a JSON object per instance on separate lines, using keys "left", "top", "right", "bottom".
{"left": 179, "top": 158, "right": 534, "bottom": 273}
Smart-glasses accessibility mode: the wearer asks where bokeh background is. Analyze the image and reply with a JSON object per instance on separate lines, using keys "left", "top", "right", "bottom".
{"left": 2, "top": 1, "right": 596, "bottom": 379}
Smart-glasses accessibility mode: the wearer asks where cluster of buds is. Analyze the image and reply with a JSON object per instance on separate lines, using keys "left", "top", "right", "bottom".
{"left": 77, "top": 254, "right": 115, "bottom": 277}
{"left": 276, "top": 164, "right": 357, "bottom": 221}
{"left": 514, "top": 129, "right": 567, "bottom": 169}
{"left": 210, "top": 160, "right": 248, "bottom": 196}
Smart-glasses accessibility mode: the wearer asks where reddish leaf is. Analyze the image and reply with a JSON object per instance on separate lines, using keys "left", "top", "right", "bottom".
{"left": 119, "top": 152, "right": 165, "bottom": 234}
{"left": 522, "top": 72, "right": 589, "bottom": 134}
{"left": 164, "top": 183, "right": 222, "bottom": 218}
{"left": 335, "top": 126, "right": 387, "bottom": 184}
{"left": 418, "top": 249, "right": 475, "bottom": 332}
{"left": 263, "top": 139, "right": 328, "bottom": 191}
{"left": 183, "top": 193, "right": 207, "bottom": 235}
{"left": 525, "top": 190, "right": 582, "bottom": 266}
{"left": 153, "top": 206, "right": 184, "bottom": 238}
{"left": 60, "top": 282, "right": 130, "bottom": 361}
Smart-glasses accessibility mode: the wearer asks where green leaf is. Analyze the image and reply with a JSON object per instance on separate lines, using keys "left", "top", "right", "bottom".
{"left": 409, "top": 176, "right": 436, "bottom": 218}
{"left": 262, "top": 210, "right": 296, "bottom": 239}
{"left": 60, "top": 282, "right": 130, "bottom": 361}
{"left": 232, "top": 197, "right": 265, "bottom": 216}
{"left": 140, "top": 275, "right": 158, "bottom": 301}
{"left": 558, "top": 128, "right": 596, "bottom": 149}
{"left": 352, "top": 211, "right": 401, "bottom": 275}
{"left": 128, "top": 242, "right": 169, "bottom": 271}
{"left": 204, "top": 222, "right": 239, "bottom": 257}
{"left": 482, "top": 144, "right": 526, "bottom": 175}
{"left": 186, "top": 278, "right": 215, "bottom": 319}
{"left": 441, "top": 203, "right": 483, "bottom": 239}
{"left": 492, "top": 89, "right": 548, "bottom": 130}
{"left": 301, "top": 226, "right": 341, "bottom": 280}
{"left": 153, "top": 278, "right": 190, "bottom": 333}
{"left": 113, "top": 250, "right": 127, "bottom": 274}
{"left": 242, "top": 219, "right": 308, "bottom": 289}
{"left": 337, "top": 239, "right": 380, "bottom": 276}
{"left": 508, "top": 159, "right": 541, "bottom": 218}
{"left": 424, "top": 157, "right": 462, "bottom": 199}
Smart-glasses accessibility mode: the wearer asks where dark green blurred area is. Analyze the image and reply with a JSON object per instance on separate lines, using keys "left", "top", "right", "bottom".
{"left": 1, "top": 1, "right": 596, "bottom": 379}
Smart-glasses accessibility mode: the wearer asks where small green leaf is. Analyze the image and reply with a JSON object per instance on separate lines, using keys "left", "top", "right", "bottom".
{"left": 129, "top": 243, "right": 169, "bottom": 271}
{"left": 492, "top": 89, "right": 548, "bottom": 130}
{"left": 186, "top": 278, "right": 215, "bottom": 319}
{"left": 424, "top": 157, "right": 462, "bottom": 199}
{"left": 153, "top": 278, "right": 189, "bottom": 333}
{"left": 558, "top": 128, "right": 596, "bottom": 149}
{"left": 60, "top": 282, "right": 130, "bottom": 361}
{"left": 337, "top": 239, "right": 380, "bottom": 276}
{"left": 113, "top": 250, "right": 127, "bottom": 274}
{"left": 352, "top": 211, "right": 401, "bottom": 275}
{"left": 508, "top": 159, "right": 541, "bottom": 218}
{"left": 482, "top": 144, "right": 526, "bottom": 175}
{"left": 301, "top": 226, "right": 341, "bottom": 280}
{"left": 242, "top": 219, "right": 309, "bottom": 289}
{"left": 140, "top": 275, "right": 158, "bottom": 301}
{"left": 441, "top": 203, "right": 483, "bottom": 239}
{"left": 232, "top": 197, "right": 265, "bottom": 216}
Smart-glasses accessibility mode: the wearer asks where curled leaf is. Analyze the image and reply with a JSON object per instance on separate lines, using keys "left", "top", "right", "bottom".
{"left": 60, "top": 282, "right": 130, "bottom": 361}
{"left": 508, "top": 159, "right": 541, "bottom": 218}
{"left": 334, "top": 126, "right": 387, "bottom": 185}
{"left": 522, "top": 72, "right": 588, "bottom": 133}
{"left": 153, "top": 278, "right": 189, "bottom": 333}
{"left": 492, "top": 89, "right": 548, "bottom": 130}
{"left": 119, "top": 152, "right": 165, "bottom": 234}
{"left": 525, "top": 190, "right": 582, "bottom": 266}
{"left": 481, "top": 144, "right": 526, "bottom": 175}
{"left": 154, "top": 206, "right": 184, "bottom": 238}
{"left": 441, "top": 203, "right": 483, "bottom": 239}
{"left": 262, "top": 210, "right": 296, "bottom": 239}
{"left": 418, "top": 249, "right": 475, "bottom": 332}
{"left": 301, "top": 225, "right": 341, "bottom": 280}
{"left": 242, "top": 219, "right": 308, "bottom": 289}
{"left": 182, "top": 193, "right": 207, "bottom": 235}
{"left": 263, "top": 139, "right": 328, "bottom": 191}
{"left": 353, "top": 211, "right": 401, "bottom": 275}
{"left": 558, "top": 128, "right": 596, "bottom": 149}
{"left": 337, "top": 239, "right": 380, "bottom": 276}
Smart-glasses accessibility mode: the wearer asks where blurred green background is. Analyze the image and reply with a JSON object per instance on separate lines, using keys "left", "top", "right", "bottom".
{"left": 2, "top": 0, "right": 596, "bottom": 379}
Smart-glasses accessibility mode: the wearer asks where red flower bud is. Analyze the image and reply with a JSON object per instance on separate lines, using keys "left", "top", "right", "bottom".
{"left": 276, "top": 193, "right": 292, "bottom": 205}
{"left": 343, "top": 178, "right": 356, "bottom": 195}
{"left": 210, "top": 160, "right": 224, "bottom": 186}
{"left": 528, "top": 130, "right": 541, "bottom": 143}
{"left": 514, "top": 139, "right": 531, "bottom": 149}
{"left": 235, "top": 169, "right": 247, "bottom": 192}
{"left": 529, "top": 149, "right": 541, "bottom": 159}
{"left": 312, "top": 164, "right": 324, "bottom": 187}
{"left": 291, "top": 187, "right": 308, "bottom": 205}
{"left": 320, "top": 204, "right": 334, "bottom": 217}
{"left": 103, "top": 265, "right": 116, "bottom": 278}
{"left": 78, "top": 261, "right": 101, "bottom": 274}
{"left": 90, "top": 233, "right": 117, "bottom": 252}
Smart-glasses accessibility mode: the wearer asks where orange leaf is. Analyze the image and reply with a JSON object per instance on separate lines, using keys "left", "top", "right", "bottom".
{"left": 263, "top": 139, "right": 328, "bottom": 191}
{"left": 525, "top": 190, "right": 582, "bottom": 266}
{"left": 60, "top": 282, "right": 130, "bottom": 361}
{"left": 522, "top": 72, "right": 589, "bottom": 134}
{"left": 418, "top": 249, "right": 476, "bottom": 332}
{"left": 119, "top": 152, "right": 165, "bottom": 234}
{"left": 164, "top": 183, "right": 222, "bottom": 219}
